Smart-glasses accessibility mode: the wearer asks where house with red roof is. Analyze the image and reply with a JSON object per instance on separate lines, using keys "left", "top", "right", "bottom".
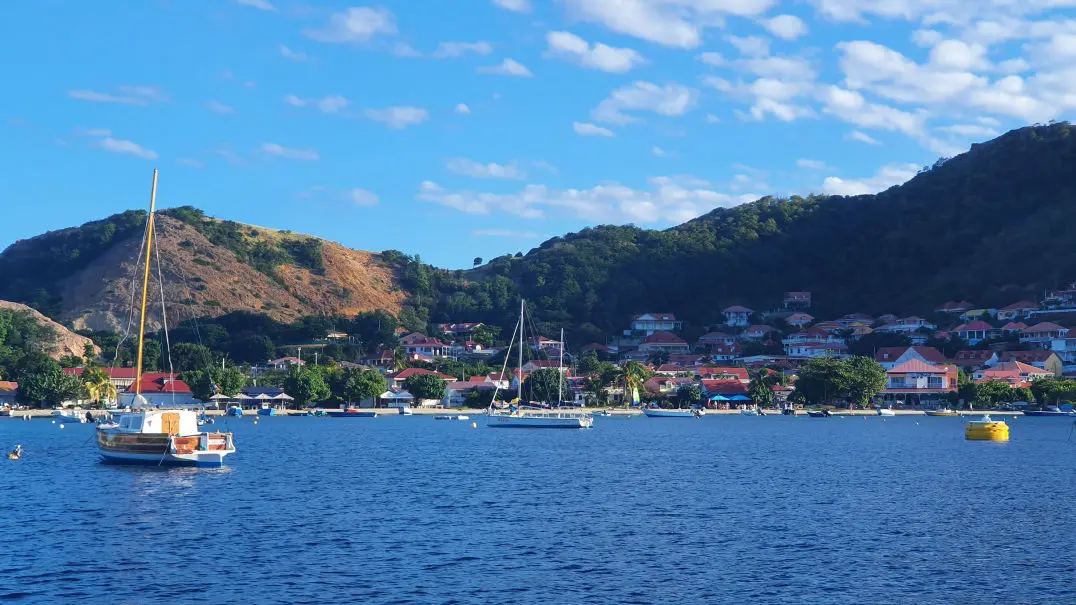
{"left": 398, "top": 332, "right": 430, "bottom": 346}
{"left": 783, "top": 291, "right": 811, "bottom": 309}
{"left": 644, "top": 376, "right": 695, "bottom": 396}
{"left": 697, "top": 367, "right": 750, "bottom": 383}
{"left": 403, "top": 337, "right": 453, "bottom": 360}
{"left": 655, "top": 364, "right": 694, "bottom": 375}
{"left": 936, "top": 301, "right": 974, "bottom": 314}
{"left": 391, "top": 368, "right": 457, "bottom": 389}
{"left": 874, "top": 346, "right": 948, "bottom": 370}
{"left": 63, "top": 367, "right": 140, "bottom": 390}
{"left": 972, "top": 361, "right": 1052, "bottom": 386}
{"left": 785, "top": 313, "right": 814, "bottom": 328}
{"left": 723, "top": 306, "right": 753, "bottom": 327}
{"left": 1001, "top": 322, "right": 1028, "bottom": 333}
{"left": 783, "top": 327, "right": 848, "bottom": 358}
{"left": 710, "top": 343, "right": 743, "bottom": 361}
{"left": 696, "top": 332, "right": 736, "bottom": 347}
{"left": 874, "top": 317, "right": 937, "bottom": 334}
{"left": 119, "top": 373, "right": 198, "bottom": 408}
{"left": 639, "top": 331, "right": 690, "bottom": 354}
{"left": 996, "top": 302, "right": 1040, "bottom": 321}
{"left": 952, "top": 320, "right": 995, "bottom": 345}
{"left": 523, "top": 359, "right": 566, "bottom": 373}
{"left": 1000, "top": 350, "right": 1063, "bottom": 377}
{"left": 700, "top": 379, "right": 748, "bottom": 408}
{"left": 1020, "top": 322, "right": 1069, "bottom": 346}
{"left": 0, "top": 381, "right": 17, "bottom": 406}
{"left": 740, "top": 325, "right": 778, "bottom": 341}
{"left": 437, "top": 322, "right": 484, "bottom": 336}
{"left": 443, "top": 380, "right": 498, "bottom": 407}
{"left": 951, "top": 350, "right": 999, "bottom": 371}
{"left": 631, "top": 313, "right": 682, "bottom": 334}
{"left": 836, "top": 313, "right": 873, "bottom": 328}
{"left": 883, "top": 359, "right": 958, "bottom": 405}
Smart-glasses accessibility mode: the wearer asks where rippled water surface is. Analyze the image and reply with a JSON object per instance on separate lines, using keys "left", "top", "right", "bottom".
{"left": 2, "top": 414, "right": 1075, "bottom": 604}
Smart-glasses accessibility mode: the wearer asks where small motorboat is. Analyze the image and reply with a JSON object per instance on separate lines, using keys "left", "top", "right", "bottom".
{"left": 227, "top": 406, "right": 243, "bottom": 417}
{"left": 0, "top": 406, "right": 13, "bottom": 417}
{"left": 739, "top": 408, "right": 760, "bottom": 416}
{"left": 327, "top": 408, "right": 377, "bottom": 418}
{"left": 642, "top": 407, "right": 702, "bottom": 418}
{"left": 1023, "top": 406, "right": 1076, "bottom": 417}
{"left": 51, "top": 408, "right": 87, "bottom": 423}
{"left": 807, "top": 409, "right": 831, "bottom": 418}
{"left": 925, "top": 408, "right": 959, "bottom": 417}
{"left": 395, "top": 406, "right": 413, "bottom": 416}
{"left": 591, "top": 409, "right": 613, "bottom": 417}
{"left": 965, "top": 415, "right": 1009, "bottom": 441}
{"left": 877, "top": 408, "right": 896, "bottom": 417}
{"left": 257, "top": 407, "right": 278, "bottom": 416}
{"left": 781, "top": 408, "right": 796, "bottom": 416}
{"left": 434, "top": 414, "right": 470, "bottom": 421}
{"left": 197, "top": 413, "right": 214, "bottom": 426}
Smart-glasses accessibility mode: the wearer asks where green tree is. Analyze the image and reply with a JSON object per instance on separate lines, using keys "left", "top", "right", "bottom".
{"left": 523, "top": 368, "right": 568, "bottom": 403}
{"left": 334, "top": 368, "right": 387, "bottom": 404}
{"left": 283, "top": 368, "right": 331, "bottom": 407}
{"left": 473, "top": 257, "right": 483, "bottom": 267}
{"left": 748, "top": 371, "right": 777, "bottom": 408}
{"left": 621, "top": 361, "right": 651, "bottom": 400}
{"left": 82, "top": 367, "right": 117, "bottom": 405}
{"left": 470, "top": 325, "right": 500, "bottom": 348}
{"left": 170, "top": 342, "right": 214, "bottom": 372}
{"left": 403, "top": 373, "right": 447, "bottom": 401}
{"left": 792, "top": 357, "right": 849, "bottom": 405}
{"left": 975, "top": 381, "right": 1013, "bottom": 408}
{"left": 577, "top": 352, "right": 602, "bottom": 376}
{"left": 57, "top": 354, "right": 83, "bottom": 368}
{"left": 676, "top": 383, "right": 702, "bottom": 408}
{"left": 844, "top": 356, "right": 888, "bottom": 407}
{"left": 18, "top": 359, "right": 84, "bottom": 407}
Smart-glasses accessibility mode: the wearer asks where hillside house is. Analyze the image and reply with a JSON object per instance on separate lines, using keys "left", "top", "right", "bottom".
{"left": 785, "top": 341, "right": 849, "bottom": 359}
{"left": 785, "top": 313, "right": 815, "bottom": 328}
{"left": 1020, "top": 322, "right": 1069, "bottom": 347}
{"left": 403, "top": 337, "right": 453, "bottom": 359}
{"left": 267, "top": 357, "right": 305, "bottom": 371}
{"left": 644, "top": 376, "right": 695, "bottom": 396}
{"left": 697, "top": 367, "right": 750, "bottom": 383}
{"left": 118, "top": 373, "right": 197, "bottom": 408}
{"left": 696, "top": 332, "right": 736, "bottom": 348}
{"left": 876, "top": 314, "right": 900, "bottom": 324}
{"left": 639, "top": 331, "right": 690, "bottom": 354}
{"left": 874, "top": 317, "right": 937, "bottom": 334}
{"left": 723, "top": 306, "right": 753, "bottom": 327}
{"left": 710, "top": 343, "right": 743, "bottom": 361}
{"left": 581, "top": 343, "right": 615, "bottom": 356}
{"left": 1044, "top": 283, "right": 1076, "bottom": 309}
{"left": 437, "top": 322, "right": 484, "bottom": 336}
{"left": 874, "top": 346, "right": 949, "bottom": 370}
{"left": 631, "top": 313, "right": 682, "bottom": 334}
{"left": 522, "top": 360, "right": 566, "bottom": 373}
{"left": 390, "top": 368, "right": 456, "bottom": 389}
{"left": 398, "top": 332, "right": 430, "bottom": 346}
{"left": 741, "top": 325, "right": 778, "bottom": 341}
{"left": 883, "top": 360, "right": 958, "bottom": 405}
{"left": 668, "top": 354, "right": 709, "bottom": 366}
{"left": 952, "top": 321, "right": 994, "bottom": 345}
{"left": 443, "top": 381, "right": 498, "bottom": 407}
{"left": 701, "top": 379, "right": 749, "bottom": 408}
{"left": 62, "top": 367, "right": 139, "bottom": 391}
{"left": 655, "top": 364, "right": 694, "bottom": 376}
{"left": 951, "top": 350, "right": 999, "bottom": 371}
{"left": 362, "top": 348, "right": 395, "bottom": 369}
{"left": 936, "top": 301, "right": 973, "bottom": 314}
{"left": 1000, "top": 350, "right": 1063, "bottom": 377}
{"left": 325, "top": 331, "right": 349, "bottom": 341}
{"left": 836, "top": 313, "right": 873, "bottom": 328}
{"left": 1048, "top": 338, "right": 1076, "bottom": 370}
{"left": 0, "top": 381, "right": 16, "bottom": 406}
{"left": 973, "top": 361, "right": 1052, "bottom": 385}
{"left": 812, "top": 321, "right": 844, "bottom": 333}
{"left": 996, "top": 302, "right": 1039, "bottom": 321}
{"left": 1001, "top": 322, "right": 1028, "bottom": 333}
{"left": 783, "top": 291, "right": 811, "bottom": 309}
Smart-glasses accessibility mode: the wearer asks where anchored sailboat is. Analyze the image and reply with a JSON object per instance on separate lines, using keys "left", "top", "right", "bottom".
{"left": 486, "top": 300, "right": 593, "bottom": 429}
{"left": 96, "top": 170, "right": 236, "bottom": 467}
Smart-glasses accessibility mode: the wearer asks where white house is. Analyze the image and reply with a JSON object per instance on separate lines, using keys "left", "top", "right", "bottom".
{"left": 723, "top": 306, "right": 753, "bottom": 327}
{"left": 631, "top": 313, "right": 682, "bottom": 334}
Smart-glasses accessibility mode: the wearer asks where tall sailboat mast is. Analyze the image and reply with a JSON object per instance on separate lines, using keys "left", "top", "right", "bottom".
{"left": 518, "top": 299, "right": 524, "bottom": 401}
{"left": 558, "top": 328, "right": 564, "bottom": 406}
{"left": 133, "top": 169, "right": 159, "bottom": 398}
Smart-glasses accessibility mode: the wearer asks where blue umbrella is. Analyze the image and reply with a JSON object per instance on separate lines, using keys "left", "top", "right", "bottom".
{"left": 730, "top": 394, "right": 751, "bottom": 401}
{"left": 709, "top": 395, "right": 729, "bottom": 401}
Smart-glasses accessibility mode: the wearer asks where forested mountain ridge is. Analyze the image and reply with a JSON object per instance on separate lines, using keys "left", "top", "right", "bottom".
{"left": 2, "top": 123, "right": 1076, "bottom": 343}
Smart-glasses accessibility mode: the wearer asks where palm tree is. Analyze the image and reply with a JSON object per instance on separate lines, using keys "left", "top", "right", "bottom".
{"left": 621, "top": 361, "right": 651, "bottom": 405}
{"left": 82, "top": 368, "right": 117, "bottom": 407}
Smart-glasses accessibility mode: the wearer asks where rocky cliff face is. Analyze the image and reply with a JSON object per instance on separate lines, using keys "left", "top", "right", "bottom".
{"left": 0, "top": 300, "right": 99, "bottom": 359}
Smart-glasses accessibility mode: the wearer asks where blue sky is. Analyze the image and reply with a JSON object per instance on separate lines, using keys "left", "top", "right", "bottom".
{"left": 3, "top": 0, "right": 1075, "bottom": 268}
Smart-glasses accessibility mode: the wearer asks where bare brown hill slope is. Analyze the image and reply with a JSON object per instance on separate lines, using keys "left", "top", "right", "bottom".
{"left": 0, "top": 301, "right": 100, "bottom": 359}
{"left": 41, "top": 215, "right": 405, "bottom": 332}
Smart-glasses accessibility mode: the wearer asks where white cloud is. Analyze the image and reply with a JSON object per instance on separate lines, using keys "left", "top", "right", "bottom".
{"left": 573, "top": 121, "right": 616, "bottom": 137}
{"left": 83, "top": 128, "right": 112, "bottom": 137}
{"left": 446, "top": 158, "right": 528, "bottom": 180}
{"left": 929, "top": 39, "right": 989, "bottom": 70}
{"left": 236, "top": 0, "right": 275, "bottom": 10}
{"left": 349, "top": 189, "right": 380, "bottom": 206}
{"left": 432, "top": 41, "right": 494, "bottom": 58}
{"left": 705, "top": 113, "right": 720, "bottom": 123}
{"left": 726, "top": 34, "right": 771, "bottom": 57}
{"left": 704, "top": 74, "right": 816, "bottom": 123}
{"left": 845, "top": 130, "right": 881, "bottom": 145}
{"left": 262, "top": 143, "right": 319, "bottom": 161}
{"left": 493, "top": 0, "right": 531, "bottom": 11}
{"left": 912, "top": 29, "right": 942, "bottom": 47}
{"left": 545, "top": 31, "right": 647, "bottom": 73}
{"left": 456, "top": 103, "right": 471, "bottom": 114}
{"left": 652, "top": 146, "right": 668, "bottom": 157}
{"left": 937, "top": 123, "right": 1000, "bottom": 137}
{"left": 593, "top": 81, "right": 699, "bottom": 124}
{"left": 177, "top": 158, "right": 204, "bottom": 168}
{"left": 477, "top": 58, "right": 533, "bottom": 77}
{"left": 821, "top": 163, "right": 920, "bottom": 196}
{"left": 997, "top": 58, "right": 1030, "bottom": 73}
{"left": 559, "top": 0, "right": 776, "bottom": 49}
{"left": 392, "top": 43, "right": 424, "bottom": 58}
{"left": 280, "top": 45, "right": 308, "bottom": 61}
{"left": 302, "top": 7, "right": 397, "bottom": 44}
{"left": 206, "top": 100, "right": 235, "bottom": 114}
{"left": 364, "top": 106, "right": 429, "bottom": 129}
{"left": 68, "top": 86, "right": 167, "bottom": 105}
{"left": 763, "top": 14, "right": 807, "bottom": 40}
{"left": 472, "top": 229, "right": 546, "bottom": 238}
{"left": 283, "top": 94, "right": 351, "bottom": 114}
{"left": 100, "top": 137, "right": 158, "bottom": 160}
{"left": 822, "top": 85, "right": 925, "bottom": 136}
{"left": 796, "top": 158, "right": 830, "bottom": 170}
{"left": 418, "top": 174, "right": 753, "bottom": 224}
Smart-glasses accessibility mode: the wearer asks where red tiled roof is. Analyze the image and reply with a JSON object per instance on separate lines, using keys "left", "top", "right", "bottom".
{"left": 953, "top": 321, "right": 993, "bottom": 332}
{"left": 125, "top": 373, "right": 191, "bottom": 394}
{"left": 953, "top": 350, "right": 995, "bottom": 361}
{"left": 1002, "top": 322, "right": 1028, "bottom": 331}
{"left": 874, "top": 346, "right": 948, "bottom": 364}
{"left": 786, "top": 313, "right": 814, "bottom": 322}
{"left": 743, "top": 325, "right": 777, "bottom": 335}
{"left": 697, "top": 367, "right": 749, "bottom": 381}
{"left": 656, "top": 364, "right": 692, "bottom": 373}
{"left": 393, "top": 368, "right": 455, "bottom": 381}
{"left": 1023, "top": 322, "right": 1066, "bottom": 333}
{"left": 700, "top": 379, "right": 747, "bottom": 394}
{"left": 697, "top": 332, "right": 734, "bottom": 342}
{"left": 724, "top": 305, "right": 753, "bottom": 313}
{"left": 1001, "top": 350, "right": 1056, "bottom": 363}
{"left": 0, "top": 381, "right": 17, "bottom": 392}
{"left": 642, "top": 331, "right": 687, "bottom": 345}
{"left": 63, "top": 367, "right": 140, "bottom": 379}
{"left": 668, "top": 354, "right": 707, "bottom": 364}
{"left": 990, "top": 360, "right": 1049, "bottom": 375}
{"left": 1000, "top": 301, "right": 1038, "bottom": 311}
{"left": 404, "top": 338, "right": 449, "bottom": 348}
{"left": 525, "top": 360, "right": 562, "bottom": 368}
{"left": 468, "top": 376, "right": 489, "bottom": 383}
{"left": 888, "top": 359, "right": 951, "bottom": 374}
{"left": 581, "top": 343, "right": 613, "bottom": 353}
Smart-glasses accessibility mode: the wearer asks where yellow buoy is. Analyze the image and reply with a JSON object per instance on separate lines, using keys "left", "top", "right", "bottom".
{"left": 253, "top": 420, "right": 258, "bottom": 425}
{"left": 965, "top": 415, "right": 1009, "bottom": 441}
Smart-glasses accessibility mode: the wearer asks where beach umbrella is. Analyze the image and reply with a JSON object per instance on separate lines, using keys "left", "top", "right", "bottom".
{"left": 730, "top": 394, "right": 751, "bottom": 401}
{"left": 709, "top": 395, "right": 729, "bottom": 401}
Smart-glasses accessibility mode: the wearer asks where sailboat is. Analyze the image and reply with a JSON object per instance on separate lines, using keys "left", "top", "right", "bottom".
{"left": 96, "top": 170, "right": 236, "bottom": 467}
{"left": 486, "top": 301, "right": 593, "bottom": 429}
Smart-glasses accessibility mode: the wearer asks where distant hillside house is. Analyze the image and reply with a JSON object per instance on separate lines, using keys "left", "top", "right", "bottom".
{"left": 723, "top": 306, "right": 753, "bottom": 327}
{"left": 785, "top": 313, "right": 814, "bottom": 328}
{"left": 655, "top": 364, "right": 694, "bottom": 375}
{"left": 973, "top": 361, "right": 1052, "bottom": 386}
{"left": 639, "top": 331, "right": 690, "bottom": 354}
{"left": 63, "top": 367, "right": 139, "bottom": 391}
{"left": 390, "top": 368, "right": 456, "bottom": 389}
{"left": 952, "top": 321, "right": 995, "bottom": 345}
{"left": 268, "top": 357, "right": 305, "bottom": 371}
{"left": 836, "top": 313, "right": 873, "bottom": 328}
{"left": 362, "top": 348, "right": 395, "bottom": 369}
{"left": 437, "top": 322, "right": 484, "bottom": 336}
{"left": 0, "top": 381, "right": 16, "bottom": 406}
{"left": 883, "top": 360, "right": 958, "bottom": 405}
{"left": 959, "top": 308, "right": 996, "bottom": 322}
{"left": 522, "top": 360, "right": 566, "bottom": 373}
{"left": 119, "top": 373, "right": 197, "bottom": 408}
{"left": 740, "top": 325, "right": 778, "bottom": 341}
{"left": 785, "top": 341, "right": 849, "bottom": 359}
{"left": 399, "top": 332, "right": 430, "bottom": 346}
{"left": 936, "top": 301, "right": 974, "bottom": 314}
{"left": 1001, "top": 322, "right": 1028, "bottom": 333}
{"left": 1044, "top": 283, "right": 1076, "bottom": 309}
{"left": 696, "top": 332, "right": 736, "bottom": 347}
{"left": 874, "top": 317, "right": 937, "bottom": 334}
{"left": 529, "top": 336, "right": 563, "bottom": 356}
{"left": 403, "top": 337, "right": 453, "bottom": 359}
{"left": 631, "top": 313, "right": 682, "bottom": 334}
{"left": 1000, "top": 350, "right": 1063, "bottom": 377}
{"left": 874, "top": 346, "right": 948, "bottom": 370}
{"left": 951, "top": 350, "right": 999, "bottom": 371}
{"left": 710, "top": 343, "right": 743, "bottom": 361}
{"left": 325, "top": 331, "right": 349, "bottom": 341}
{"left": 668, "top": 354, "right": 709, "bottom": 367}
{"left": 644, "top": 376, "right": 695, "bottom": 395}
{"left": 1020, "top": 322, "right": 1069, "bottom": 347}
{"left": 783, "top": 291, "right": 811, "bottom": 309}
{"left": 697, "top": 367, "right": 750, "bottom": 383}
{"left": 996, "top": 302, "right": 1040, "bottom": 321}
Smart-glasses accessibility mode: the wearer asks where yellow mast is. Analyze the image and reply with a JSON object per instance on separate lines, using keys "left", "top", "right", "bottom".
{"left": 134, "top": 169, "right": 159, "bottom": 398}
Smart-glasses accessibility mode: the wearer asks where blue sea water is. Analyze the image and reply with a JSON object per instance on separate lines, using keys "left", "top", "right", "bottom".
{"left": 1, "top": 414, "right": 1075, "bottom": 604}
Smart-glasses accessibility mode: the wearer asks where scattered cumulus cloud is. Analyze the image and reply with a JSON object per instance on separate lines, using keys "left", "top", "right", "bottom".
{"left": 445, "top": 158, "right": 528, "bottom": 180}
{"left": 177, "top": 158, "right": 204, "bottom": 168}
{"left": 845, "top": 130, "right": 881, "bottom": 145}
{"left": 280, "top": 45, "right": 308, "bottom": 61}
{"left": 302, "top": 7, "right": 397, "bottom": 44}
{"left": 432, "top": 41, "right": 493, "bottom": 58}
{"left": 763, "top": 15, "right": 807, "bottom": 40}
{"left": 205, "top": 100, "right": 235, "bottom": 114}
{"left": 235, "top": 0, "right": 275, "bottom": 10}
{"left": 796, "top": 158, "right": 830, "bottom": 170}
{"left": 726, "top": 35, "right": 771, "bottom": 58}
{"left": 544, "top": 31, "right": 646, "bottom": 73}
{"left": 283, "top": 94, "right": 351, "bottom": 114}
{"left": 262, "top": 142, "right": 319, "bottom": 161}
{"left": 68, "top": 85, "right": 167, "bottom": 105}
{"left": 349, "top": 189, "right": 380, "bottom": 206}
{"left": 100, "top": 137, "right": 158, "bottom": 160}
{"left": 652, "top": 146, "right": 668, "bottom": 157}
{"left": 593, "top": 81, "right": 699, "bottom": 125}
{"left": 477, "top": 58, "right": 533, "bottom": 77}
{"left": 822, "top": 163, "right": 920, "bottom": 196}
{"left": 492, "top": 0, "right": 530, "bottom": 12}
{"left": 559, "top": 0, "right": 775, "bottom": 49}
{"left": 455, "top": 103, "right": 471, "bottom": 114}
{"left": 364, "top": 106, "right": 429, "bottom": 129}
{"left": 573, "top": 121, "right": 615, "bottom": 137}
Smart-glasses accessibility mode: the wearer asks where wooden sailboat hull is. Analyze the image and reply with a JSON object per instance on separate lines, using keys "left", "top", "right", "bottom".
{"left": 96, "top": 429, "right": 234, "bottom": 467}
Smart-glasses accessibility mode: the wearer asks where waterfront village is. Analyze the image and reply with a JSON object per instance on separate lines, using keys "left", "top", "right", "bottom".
{"left": 8, "top": 283, "right": 1076, "bottom": 416}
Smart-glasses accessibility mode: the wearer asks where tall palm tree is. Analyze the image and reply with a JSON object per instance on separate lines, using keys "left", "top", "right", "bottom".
{"left": 82, "top": 368, "right": 117, "bottom": 406}
{"left": 621, "top": 361, "right": 651, "bottom": 404}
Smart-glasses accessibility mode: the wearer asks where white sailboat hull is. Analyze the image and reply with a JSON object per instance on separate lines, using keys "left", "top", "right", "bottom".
{"left": 98, "top": 449, "right": 232, "bottom": 467}
{"left": 642, "top": 408, "right": 699, "bottom": 418}
{"left": 878, "top": 409, "right": 896, "bottom": 416}
{"left": 487, "top": 413, "right": 593, "bottom": 429}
